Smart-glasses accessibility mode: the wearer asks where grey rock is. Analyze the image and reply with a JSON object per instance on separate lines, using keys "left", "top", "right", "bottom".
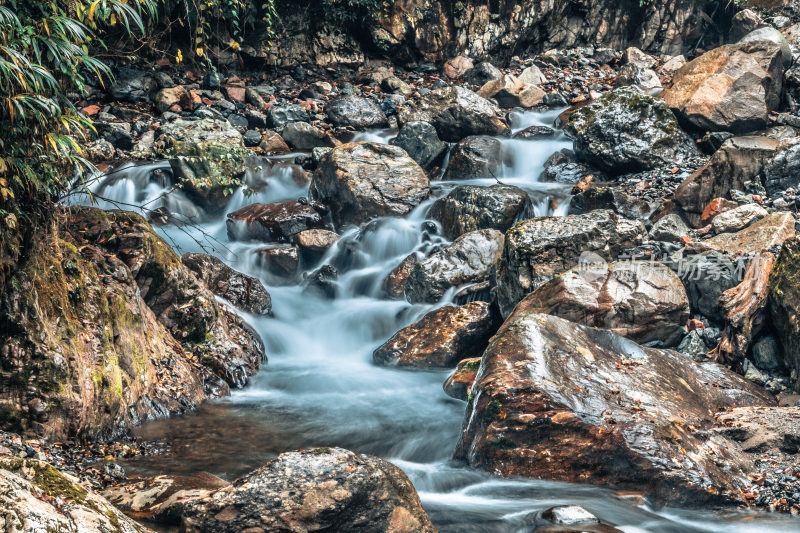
{"left": 183, "top": 253, "right": 272, "bottom": 315}
{"left": 405, "top": 229, "right": 504, "bottom": 303}
{"left": 650, "top": 213, "right": 690, "bottom": 242}
{"left": 430, "top": 184, "right": 531, "bottom": 239}
{"left": 267, "top": 104, "right": 311, "bottom": 128}
{"left": 390, "top": 121, "right": 446, "bottom": 170}
{"left": 676, "top": 251, "right": 739, "bottom": 321}
{"left": 442, "top": 135, "right": 503, "bottom": 180}
{"left": 326, "top": 95, "right": 389, "bottom": 129}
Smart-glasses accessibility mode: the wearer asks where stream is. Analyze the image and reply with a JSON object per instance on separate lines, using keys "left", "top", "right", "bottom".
{"left": 71, "top": 110, "right": 800, "bottom": 532}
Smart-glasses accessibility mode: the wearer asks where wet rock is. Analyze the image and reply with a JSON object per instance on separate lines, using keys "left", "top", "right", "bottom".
{"left": 155, "top": 118, "right": 246, "bottom": 214}
{"left": 430, "top": 184, "right": 531, "bottom": 240}
{"left": 383, "top": 254, "right": 419, "bottom": 299}
{"left": 256, "top": 245, "right": 299, "bottom": 277}
{"left": 442, "top": 135, "right": 503, "bottom": 180}
{"left": 405, "top": 229, "right": 504, "bottom": 304}
{"left": 398, "top": 86, "right": 509, "bottom": 142}
{"left": 539, "top": 149, "right": 603, "bottom": 184}
{"left": 464, "top": 61, "right": 503, "bottom": 86}
{"left": 326, "top": 95, "right": 389, "bottom": 129}
{"left": 541, "top": 505, "right": 599, "bottom": 526}
{"left": 662, "top": 36, "right": 786, "bottom": 132}
{"left": 455, "top": 313, "right": 775, "bottom": 505}
{"left": 565, "top": 86, "right": 698, "bottom": 175}
{"left": 296, "top": 229, "right": 338, "bottom": 260}
{"left": 513, "top": 125, "right": 555, "bottom": 140}
{"left": 711, "top": 204, "right": 767, "bottom": 234}
{"left": 390, "top": 121, "right": 447, "bottom": 170}
{"left": 182, "top": 253, "right": 272, "bottom": 316}
{"left": 266, "top": 104, "right": 311, "bottom": 128}
{"left": 103, "top": 472, "right": 230, "bottom": 524}
{"left": 109, "top": 67, "right": 155, "bottom": 102}
{"left": 649, "top": 213, "right": 689, "bottom": 242}
{"left": 677, "top": 251, "right": 740, "bottom": 321}
{"left": 511, "top": 261, "right": 690, "bottom": 346}
{"left": 494, "top": 210, "right": 646, "bottom": 316}
{"left": 567, "top": 185, "right": 655, "bottom": 221}
{"left": 304, "top": 264, "right": 338, "bottom": 299}
{"left": 310, "top": 142, "right": 430, "bottom": 227}
{"left": 180, "top": 448, "right": 435, "bottom": 533}
{"left": 769, "top": 237, "right": 800, "bottom": 390}
{"left": 478, "top": 75, "right": 545, "bottom": 108}
{"left": 674, "top": 136, "right": 782, "bottom": 223}
{"left": 281, "top": 121, "right": 337, "bottom": 150}
{"left": 0, "top": 457, "right": 148, "bottom": 532}
{"left": 96, "top": 121, "right": 133, "bottom": 150}
{"left": 226, "top": 201, "right": 325, "bottom": 243}
{"left": 373, "top": 302, "right": 500, "bottom": 368}
{"left": 706, "top": 212, "right": 796, "bottom": 254}
{"left": 443, "top": 357, "right": 481, "bottom": 400}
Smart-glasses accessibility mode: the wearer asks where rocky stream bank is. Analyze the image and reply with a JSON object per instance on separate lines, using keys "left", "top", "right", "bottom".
{"left": 4, "top": 1, "right": 800, "bottom": 532}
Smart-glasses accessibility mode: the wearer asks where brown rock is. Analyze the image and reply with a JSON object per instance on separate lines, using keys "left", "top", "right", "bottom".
{"left": 661, "top": 40, "right": 785, "bottom": 132}
{"left": 182, "top": 253, "right": 272, "bottom": 316}
{"left": 701, "top": 197, "right": 740, "bottom": 224}
{"left": 373, "top": 302, "right": 500, "bottom": 368}
{"left": 443, "top": 357, "right": 481, "bottom": 400}
{"left": 705, "top": 212, "right": 795, "bottom": 254}
{"left": 155, "top": 85, "right": 192, "bottom": 112}
{"left": 259, "top": 130, "right": 291, "bottom": 154}
{"left": 383, "top": 254, "right": 419, "bottom": 299}
{"left": 455, "top": 313, "right": 776, "bottom": 505}
{"left": 296, "top": 229, "right": 338, "bottom": 259}
{"left": 256, "top": 245, "right": 299, "bottom": 276}
{"left": 511, "top": 261, "right": 690, "bottom": 346}
{"left": 227, "top": 201, "right": 325, "bottom": 243}
{"left": 226, "top": 86, "right": 246, "bottom": 103}
{"left": 444, "top": 56, "right": 474, "bottom": 79}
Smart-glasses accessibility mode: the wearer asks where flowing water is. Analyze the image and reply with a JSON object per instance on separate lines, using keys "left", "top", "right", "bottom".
{"left": 69, "top": 111, "right": 799, "bottom": 532}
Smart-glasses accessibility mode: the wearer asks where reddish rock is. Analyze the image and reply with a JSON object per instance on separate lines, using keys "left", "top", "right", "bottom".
{"left": 383, "top": 254, "right": 419, "bottom": 299}
{"left": 701, "top": 197, "right": 739, "bottom": 224}
{"left": 373, "top": 302, "right": 500, "bottom": 368}
{"left": 227, "top": 202, "right": 325, "bottom": 243}
{"left": 226, "top": 86, "right": 246, "bottom": 104}
{"left": 81, "top": 104, "right": 101, "bottom": 116}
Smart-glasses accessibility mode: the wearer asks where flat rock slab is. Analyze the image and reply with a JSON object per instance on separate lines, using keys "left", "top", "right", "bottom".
{"left": 706, "top": 212, "right": 795, "bottom": 254}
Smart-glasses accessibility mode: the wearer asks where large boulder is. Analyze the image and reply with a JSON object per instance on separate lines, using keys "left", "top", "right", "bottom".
{"left": 155, "top": 118, "right": 247, "bottom": 213}
{"left": 182, "top": 253, "right": 272, "bottom": 316}
{"left": 405, "top": 229, "right": 504, "bottom": 304}
{"left": 661, "top": 37, "right": 786, "bottom": 133}
{"left": 326, "top": 95, "right": 389, "bottom": 129}
{"left": 430, "top": 184, "right": 531, "bottom": 240}
{"left": 455, "top": 313, "right": 775, "bottom": 505}
{"left": 442, "top": 135, "right": 503, "bottom": 180}
{"left": 180, "top": 448, "right": 435, "bottom": 533}
{"left": 511, "top": 261, "right": 690, "bottom": 346}
{"left": 0, "top": 207, "right": 264, "bottom": 440}
{"left": 109, "top": 67, "right": 155, "bottom": 102}
{"left": 310, "top": 142, "right": 430, "bottom": 227}
{"left": 398, "top": 86, "right": 509, "bottom": 142}
{"left": 226, "top": 201, "right": 326, "bottom": 243}
{"left": 390, "top": 121, "right": 447, "bottom": 170}
{"left": 0, "top": 457, "right": 148, "bottom": 533}
{"left": 494, "top": 210, "right": 647, "bottom": 316}
{"left": 565, "top": 86, "right": 698, "bottom": 175}
{"left": 373, "top": 302, "right": 500, "bottom": 368}
{"left": 674, "top": 136, "right": 783, "bottom": 224}
{"left": 769, "top": 236, "right": 800, "bottom": 390}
